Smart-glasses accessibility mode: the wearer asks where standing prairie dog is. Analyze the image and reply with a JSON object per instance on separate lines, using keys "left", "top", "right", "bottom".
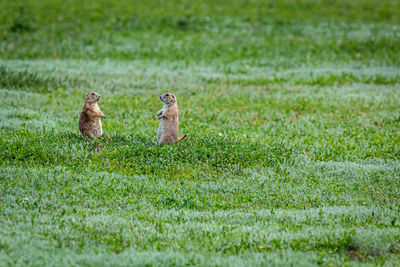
{"left": 79, "top": 92, "right": 106, "bottom": 138}
{"left": 157, "top": 93, "right": 187, "bottom": 144}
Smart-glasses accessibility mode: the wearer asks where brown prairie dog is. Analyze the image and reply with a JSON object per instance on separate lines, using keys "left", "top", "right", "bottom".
{"left": 79, "top": 92, "right": 106, "bottom": 138}
{"left": 157, "top": 93, "right": 187, "bottom": 144}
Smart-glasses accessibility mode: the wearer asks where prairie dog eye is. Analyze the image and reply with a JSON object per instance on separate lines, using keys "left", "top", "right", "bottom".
{"left": 166, "top": 94, "right": 169, "bottom": 96}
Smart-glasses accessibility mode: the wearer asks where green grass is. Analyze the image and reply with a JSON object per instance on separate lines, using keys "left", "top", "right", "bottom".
{"left": 1, "top": 0, "right": 400, "bottom": 266}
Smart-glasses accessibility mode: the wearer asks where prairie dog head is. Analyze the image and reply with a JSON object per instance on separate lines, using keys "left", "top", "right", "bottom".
{"left": 160, "top": 93, "right": 176, "bottom": 105}
{"left": 85, "top": 92, "right": 101, "bottom": 104}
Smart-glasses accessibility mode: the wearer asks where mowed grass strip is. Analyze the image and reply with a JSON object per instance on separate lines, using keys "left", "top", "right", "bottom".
{"left": 1, "top": 157, "right": 399, "bottom": 210}
{"left": 0, "top": 131, "right": 291, "bottom": 178}
{"left": 1, "top": 164, "right": 399, "bottom": 263}
{"left": 0, "top": 125, "right": 399, "bottom": 178}
{"left": 1, "top": 1, "right": 400, "bottom": 64}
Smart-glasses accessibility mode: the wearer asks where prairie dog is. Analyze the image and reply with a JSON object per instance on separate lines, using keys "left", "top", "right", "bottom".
{"left": 79, "top": 92, "right": 106, "bottom": 138}
{"left": 157, "top": 93, "right": 187, "bottom": 144}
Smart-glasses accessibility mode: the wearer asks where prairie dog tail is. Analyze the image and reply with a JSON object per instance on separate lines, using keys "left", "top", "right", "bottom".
{"left": 176, "top": 134, "right": 188, "bottom": 144}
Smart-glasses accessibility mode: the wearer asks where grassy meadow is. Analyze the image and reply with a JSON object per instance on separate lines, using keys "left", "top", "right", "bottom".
{"left": 1, "top": 0, "right": 400, "bottom": 265}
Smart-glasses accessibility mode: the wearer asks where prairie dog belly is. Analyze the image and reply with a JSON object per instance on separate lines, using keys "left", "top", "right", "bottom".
{"left": 93, "top": 118, "right": 103, "bottom": 138}
{"left": 157, "top": 119, "right": 165, "bottom": 143}
{"left": 157, "top": 104, "right": 168, "bottom": 143}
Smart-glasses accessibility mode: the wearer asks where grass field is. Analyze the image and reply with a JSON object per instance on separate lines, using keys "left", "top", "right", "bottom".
{"left": 1, "top": 0, "right": 400, "bottom": 266}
